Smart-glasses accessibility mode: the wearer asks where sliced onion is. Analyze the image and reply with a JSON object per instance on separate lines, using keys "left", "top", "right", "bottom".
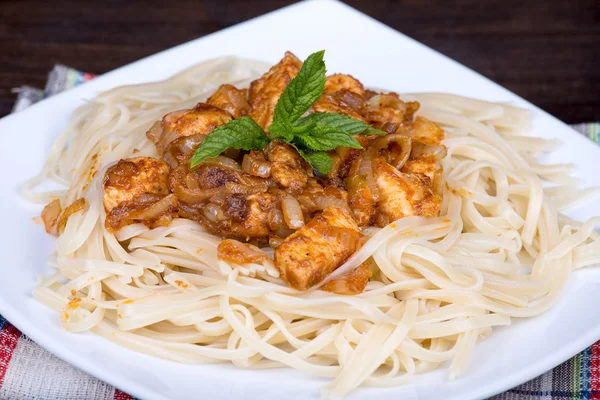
{"left": 127, "top": 193, "right": 163, "bottom": 203}
{"left": 274, "top": 226, "right": 295, "bottom": 238}
{"left": 41, "top": 199, "right": 62, "bottom": 235}
{"left": 130, "top": 194, "right": 177, "bottom": 220}
{"left": 269, "top": 236, "right": 285, "bottom": 248}
{"left": 225, "top": 181, "right": 269, "bottom": 195}
{"left": 176, "top": 134, "right": 206, "bottom": 155}
{"left": 163, "top": 134, "right": 206, "bottom": 168}
{"left": 315, "top": 195, "right": 353, "bottom": 216}
{"left": 203, "top": 203, "right": 221, "bottom": 223}
{"left": 267, "top": 208, "right": 285, "bottom": 230}
{"left": 371, "top": 133, "right": 412, "bottom": 170}
{"left": 205, "top": 156, "right": 242, "bottom": 170}
{"left": 367, "top": 94, "right": 382, "bottom": 109}
{"left": 358, "top": 148, "right": 379, "bottom": 201}
{"left": 146, "top": 110, "right": 187, "bottom": 155}
{"left": 185, "top": 172, "right": 199, "bottom": 190}
{"left": 56, "top": 198, "right": 87, "bottom": 234}
{"left": 411, "top": 142, "right": 448, "bottom": 160}
{"left": 282, "top": 195, "right": 305, "bottom": 229}
{"left": 242, "top": 153, "right": 271, "bottom": 178}
{"left": 174, "top": 185, "right": 230, "bottom": 204}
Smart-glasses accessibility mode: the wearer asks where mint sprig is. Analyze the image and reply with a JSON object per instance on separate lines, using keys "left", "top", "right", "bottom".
{"left": 190, "top": 50, "right": 387, "bottom": 173}
{"left": 190, "top": 117, "right": 269, "bottom": 167}
{"left": 271, "top": 50, "right": 327, "bottom": 132}
{"left": 294, "top": 125, "right": 362, "bottom": 151}
{"left": 296, "top": 112, "right": 386, "bottom": 136}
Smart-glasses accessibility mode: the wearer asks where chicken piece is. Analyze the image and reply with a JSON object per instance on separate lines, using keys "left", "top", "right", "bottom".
{"left": 401, "top": 154, "right": 438, "bottom": 183}
{"left": 373, "top": 157, "right": 442, "bottom": 226}
{"left": 365, "top": 92, "right": 419, "bottom": 129}
{"left": 311, "top": 74, "right": 367, "bottom": 121}
{"left": 207, "top": 84, "right": 250, "bottom": 118}
{"left": 193, "top": 192, "right": 280, "bottom": 242}
{"left": 146, "top": 103, "right": 232, "bottom": 164}
{"left": 105, "top": 194, "right": 178, "bottom": 232}
{"left": 229, "top": 193, "right": 279, "bottom": 239}
{"left": 217, "top": 239, "right": 268, "bottom": 264}
{"left": 274, "top": 207, "right": 362, "bottom": 290}
{"left": 192, "top": 162, "right": 241, "bottom": 189}
{"left": 248, "top": 51, "right": 302, "bottom": 129}
{"left": 322, "top": 261, "right": 372, "bottom": 295}
{"left": 402, "top": 116, "right": 445, "bottom": 146}
{"left": 264, "top": 141, "right": 311, "bottom": 193}
{"left": 325, "top": 74, "right": 365, "bottom": 96}
{"left": 103, "top": 157, "right": 170, "bottom": 212}
{"left": 242, "top": 151, "right": 271, "bottom": 178}
{"left": 103, "top": 157, "right": 177, "bottom": 232}
{"left": 312, "top": 90, "right": 367, "bottom": 121}
{"left": 171, "top": 155, "right": 280, "bottom": 241}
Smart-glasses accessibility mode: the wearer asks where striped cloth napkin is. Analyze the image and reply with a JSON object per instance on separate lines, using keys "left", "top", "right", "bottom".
{"left": 2, "top": 65, "right": 599, "bottom": 400}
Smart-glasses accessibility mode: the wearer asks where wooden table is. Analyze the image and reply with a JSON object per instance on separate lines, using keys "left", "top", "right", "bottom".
{"left": 1, "top": 0, "right": 598, "bottom": 123}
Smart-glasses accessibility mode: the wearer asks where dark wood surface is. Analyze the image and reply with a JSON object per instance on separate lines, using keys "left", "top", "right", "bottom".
{"left": 1, "top": 0, "right": 598, "bottom": 123}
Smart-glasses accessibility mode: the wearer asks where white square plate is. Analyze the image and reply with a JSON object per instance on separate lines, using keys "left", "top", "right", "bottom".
{"left": 1, "top": 1, "right": 599, "bottom": 399}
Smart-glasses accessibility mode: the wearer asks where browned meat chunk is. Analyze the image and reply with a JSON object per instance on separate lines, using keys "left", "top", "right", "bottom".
{"left": 103, "top": 157, "right": 170, "bottom": 212}
{"left": 274, "top": 207, "right": 362, "bottom": 290}
{"left": 365, "top": 93, "right": 419, "bottom": 130}
{"left": 402, "top": 116, "right": 445, "bottom": 146}
{"left": 321, "top": 261, "right": 372, "bottom": 295}
{"left": 248, "top": 51, "right": 302, "bottom": 129}
{"left": 312, "top": 90, "right": 367, "bottom": 121}
{"left": 207, "top": 84, "right": 250, "bottom": 118}
{"left": 401, "top": 153, "right": 438, "bottom": 183}
{"left": 264, "top": 141, "right": 312, "bottom": 193}
{"left": 324, "top": 74, "right": 365, "bottom": 96}
{"left": 171, "top": 157, "right": 280, "bottom": 241}
{"left": 103, "top": 157, "right": 177, "bottom": 232}
{"left": 146, "top": 103, "right": 232, "bottom": 167}
{"left": 372, "top": 157, "right": 441, "bottom": 226}
{"left": 229, "top": 193, "right": 279, "bottom": 239}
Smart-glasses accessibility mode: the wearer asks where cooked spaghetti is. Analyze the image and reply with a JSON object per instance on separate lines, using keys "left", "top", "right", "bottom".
{"left": 23, "top": 53, "right": 600, "bottom": 399}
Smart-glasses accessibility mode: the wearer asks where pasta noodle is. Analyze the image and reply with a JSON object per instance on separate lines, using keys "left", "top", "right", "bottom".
{"left": 23, "top": 57, "right": 600, "bottom": 398}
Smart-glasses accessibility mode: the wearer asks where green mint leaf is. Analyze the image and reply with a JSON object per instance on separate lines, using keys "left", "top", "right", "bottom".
{"left": 296, "top": 112, "right": 386, "bottom": 136}
{"left": 270, "top": 50, "right": 326, "bottom": 128}
{"left": 292, "top": 145, "right": 333, "bottom": 175}
{"left": 268, "top": 121, "right": 294, "bottom": 142}
{"left": 304, "top": 151, "right": 333, "bottom": 175}
{"left": 294, "top": 124, "right": 362, "bottom": 151}
{"left": 365, "top": 126, "right": 387, "bottom": 136}
{"left": 291, "top": 123, "right": 315, "bottom": 136}
{"left": 190, "top": 117, "right": 269, "bottom": 168}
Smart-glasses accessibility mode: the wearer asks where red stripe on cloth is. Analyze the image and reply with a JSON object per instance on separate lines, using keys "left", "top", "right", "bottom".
{"left": 114, "top": 388, "right": 133, "bottom": 400}
{"left": 0, "top": 322, "right": 23, "bottom": 389}
{"left": 590, "top": 340, "right": 600, "bottom": 399}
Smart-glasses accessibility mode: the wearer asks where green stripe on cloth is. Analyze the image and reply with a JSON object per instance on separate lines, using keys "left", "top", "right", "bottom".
{"left": 572, "top": 123, "right": 600, "bottom": 143}
{"left": 572, "top": 352, "right": 582, "bottom": 399}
